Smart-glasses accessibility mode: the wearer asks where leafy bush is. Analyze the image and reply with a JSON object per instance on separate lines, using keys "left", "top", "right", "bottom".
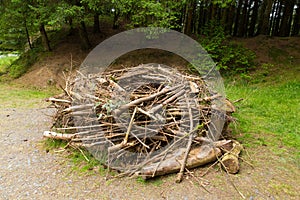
{"left": 0, "top": 55, "right": 17, "bottom": 76}
{"left": 198, "top": 23, "right": 256, "bottom": 74}
{"left": 9, "top": 48, "right": 39, "bottom": 78}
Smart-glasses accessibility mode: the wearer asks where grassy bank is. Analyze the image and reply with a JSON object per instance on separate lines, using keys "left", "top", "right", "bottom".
{"left": 225, "top": 64, "right": 300, "bottom": 163}
{"left": 0, "top": 84, "right": 58, "bottom": 108}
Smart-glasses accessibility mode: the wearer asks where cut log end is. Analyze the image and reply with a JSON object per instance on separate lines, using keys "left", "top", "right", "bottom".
{"left": 221, "top": 140, "right": 243, "bottom": 174}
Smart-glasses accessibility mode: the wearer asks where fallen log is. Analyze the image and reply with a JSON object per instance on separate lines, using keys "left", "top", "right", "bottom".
{"left": 137, "top": 145, "right": 222, "bottom": 179}
{"left": 221, "top": 140, "right": 243, "bottom": 174}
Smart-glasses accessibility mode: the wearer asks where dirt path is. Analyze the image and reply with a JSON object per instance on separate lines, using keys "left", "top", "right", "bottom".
{"left": 0, "top": 105, "right": 299, "bottom": 200}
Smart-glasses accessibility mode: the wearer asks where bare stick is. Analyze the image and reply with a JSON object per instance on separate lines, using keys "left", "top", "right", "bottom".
{"left": 217, "top": 155, "right": 246, "bottom": 199}
{"left": 63, "top": 104, "right": 94, "bottom": 113}
{"left": 46, "top": 98, "right": 71, "bottom": 104}
{"left": 123, "top": 107, "right": 137, "bottom": 144}
{"left": 185, "top": 167, "right": 211, "bottom": 193}
{"left": 43, "top": 131, "right": 75, "bottom": 140}
{"left": 175, "top": 95, "right": 194, "bottom": 183}
{"left": 113, "top": 84, "right": 182, "bottom": 116}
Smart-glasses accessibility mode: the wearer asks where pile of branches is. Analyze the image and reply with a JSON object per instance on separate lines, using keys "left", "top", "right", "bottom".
{"left": 44, "top": 64, "right": 241, "bottom": 181}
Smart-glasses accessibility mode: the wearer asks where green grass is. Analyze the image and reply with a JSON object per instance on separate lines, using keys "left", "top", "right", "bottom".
{"left": 0, "top": 55, "right": 18, "bottom": 75}
{"left": 0, "top": 83, "right": 58, "bottom": 108}
{"left": 225, "top": 65, "right": 300, "bottom": 162}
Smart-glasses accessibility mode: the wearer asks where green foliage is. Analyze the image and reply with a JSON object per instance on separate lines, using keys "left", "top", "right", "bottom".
{"left": 199, "top": 23, "right": 256, "bottom": 74}
{"left": 0, "top": 54, "right": 18, "bottom": 75}
{"left": 9, "top": 48, "right": 40, "bottom": 78}
{"left": 113, "top": 0, "right": 181, "bottom": 28}
{"left": 0, "top": 0, "right": 30, "bottom": 51}
{"left": 212, "top": 0, "right": 235, "bottom": 8}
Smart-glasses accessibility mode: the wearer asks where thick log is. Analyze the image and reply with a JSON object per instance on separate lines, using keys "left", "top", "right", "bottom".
{"left": 221, "top": 140, "right": 243, "bottom": 174}
{"left": 137, "top": 145, "right": 222, "bottom": 179}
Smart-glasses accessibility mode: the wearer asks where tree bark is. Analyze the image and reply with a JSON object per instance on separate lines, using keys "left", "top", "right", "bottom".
{"left": 184, "top": 0, "right": 194, "bottom": 35}
{"left": 78, "top": 21, "right": 91, "bottom": 50}
{"left": 93, "top": 13, "right": 100, "bottom": 33}
{"left": 24, "top": 18, "right": 32, "bottom": 49}
{"left": 271, "top": 0, "right": 282, "bottom": 36}
{"left": 233, "top": 0, "right": 243, "bottom": 36}
{"left": 225, "top": 4, "right": 235, "bottom": 35}
{"left": 113, "top": 10, "right": 120, "bottom": 29}
{"left": 238, "top": 0, "right": 249, "bottom": 37}
{"left": 291, "top": 2, "right": 300, "bottom": 36}
{"left": 39, "top": 24, "right": 51, "bottom": 51}
{"left": 279, "top": 0, "right": 295, "bottom": 36}
{"left": 258, "top": 0, "right": 274, "bottom": 35}
{"left": 248, "top": 0, "right": 260, "bottom": 36}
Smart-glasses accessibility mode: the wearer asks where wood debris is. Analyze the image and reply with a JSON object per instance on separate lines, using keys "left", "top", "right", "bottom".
{"left": 44, "top": 64, "right": 242, "bottom": 180}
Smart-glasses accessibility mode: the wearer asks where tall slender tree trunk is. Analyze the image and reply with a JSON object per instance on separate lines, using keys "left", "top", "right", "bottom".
{"left": 269, "top": 0, "right": 278, "bottom": 35}
{"left": 291, "top": 2, "right": 300, "bottom": 36}
{"left": 259, "top": 0, "right": 274, "bottom": 35}
{"left": 233, "top": 0, "right": 243, "bottom": 36}
{"left": 184, "top": 0, "right": 194, "bottom": 35}
{"left": 279, "top": 0, "right": 295, "bottom": 36}
{"left": 93, "top": 13, "right": 100, "bottom": 33}
{"left": 113, "top": 11, "right": 120, "bottom": 29}
{"left": 78, "top": 21, "right": 91, "bottom": 50}
{"left": 248, "top": 0, "right": 259, "bottom": 36}
{"left": 39, "top": 24, "right": 51, "bottom": 51}
{"left": 197, "top": 2, "right": 204, "bottom": 34}
{"left": 225, "top": 4, "right": 235, "bottom": 35}
{"left": 24, "top": 18, "right": 32, "bottom": 49}
{"left": 238, "top": 0, "right": 249, "bottom": 37}
{"left": 272, "top": 0, "right": 282, "bottom": 36}
{"left": 210, "top": 3, "right": 217, "bottom": 21}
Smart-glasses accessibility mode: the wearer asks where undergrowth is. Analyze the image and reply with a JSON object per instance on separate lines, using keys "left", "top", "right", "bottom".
{"left": 0, "top": 54, "right": 18, "bottom": 75}
{"left": 9, "top": 48, "right": 41, "bottom": 78}
{"left": 198, "top": 22, "right": 256, "bottom": 75}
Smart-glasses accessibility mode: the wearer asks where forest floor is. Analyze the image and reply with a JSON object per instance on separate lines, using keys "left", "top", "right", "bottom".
{"left": 0, "top": 31, "right": 299, "bottom": 199}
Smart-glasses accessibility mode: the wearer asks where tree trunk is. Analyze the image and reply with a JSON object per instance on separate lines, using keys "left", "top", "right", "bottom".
{"left": 238, "top": 0, "right": 249, "bottom": 37}
{"left": 233, "top": 0, "right": 243, "bottom": 36}
{"left": 279, "top": 0, "right": 295, "bottom": 36}
{"left": 197, "top": 2, "right": 204, "bottom": 34}
{"left": 291, "top": 2, "right": 300, "bottom": 36}
{"left": 184, "top": 0, "right": 194, "bottom": 35}
{"left": 24, "top": 18, "right": 32, "bottom": 49}
{"left": 225, "top": 4, "right": 235, "bottom": 35}
{"left": 200, "top": 2, "right": 208, "bottom": 34}
{"left": 210, "top": 3, "right": 218, "bottom": 21}
{"left": 113, "top": 10, "right": 120, "bottom": 29}
{"left": 93, "top": 13, "right": 100, "bottom": 33}
{"left": 272, "top": 0, "right": 282, "bottom": 36}
{"left": 39, "top": 24, "right": 51, "bottom": 51}
{"left": 78, "top": 21, "right": 91, "bottom": 50}
{"left": 269, "top": 0, "right": 278, "bottom": 35}
{"left": 248, "top": 0, "right": 260, "bottom": 36}
{"left": 221, "top": 6, "right": 228, "bottom": 29}
{"left": 259, "top": 0, "right": 274, "bottom": 35}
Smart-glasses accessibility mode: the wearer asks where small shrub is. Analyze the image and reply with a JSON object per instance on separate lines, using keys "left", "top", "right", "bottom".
{"left": 9, "top": 48, "right": 40, "bottom": 78}
{"left": 198, "top": 23, "right": 256, "bottom": 75}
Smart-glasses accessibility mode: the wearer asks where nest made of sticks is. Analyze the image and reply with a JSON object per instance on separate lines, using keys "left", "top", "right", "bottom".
{"left": 45, "top": 64, "right": 237, "bottom": 180}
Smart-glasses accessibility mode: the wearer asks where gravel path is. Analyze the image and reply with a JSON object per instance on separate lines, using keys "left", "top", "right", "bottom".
{"left": 1, "top": 107, "right": 299, "bottom": 200}
{"left": 0, "top": 108, "right": 217, "bottom": 200}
